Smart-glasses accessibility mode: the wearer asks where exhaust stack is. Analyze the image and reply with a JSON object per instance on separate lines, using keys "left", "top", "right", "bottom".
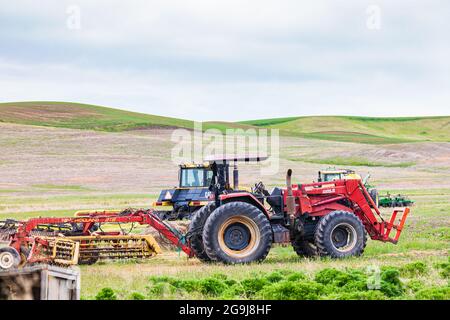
{"left": 286, "top": 169, "right": 295, "bottom": 218}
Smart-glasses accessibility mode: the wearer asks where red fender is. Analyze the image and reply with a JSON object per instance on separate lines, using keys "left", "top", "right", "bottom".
{"left": 219, "top": 192, "right": 270, "bottom": 218}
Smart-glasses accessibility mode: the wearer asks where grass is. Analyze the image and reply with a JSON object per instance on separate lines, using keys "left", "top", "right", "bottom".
{"left": 31, "top": 184, "right": 91, "bottom": 191}
{"left": 0, "top": 193, "right": 157, "bottom": 220}
{"left": 242, "top": 115, "right": 450, "bottom": 144}
{"left": 82, "top": 190, "right": 448, "bottom": 299}
{"left": 1, "top": 187, "right": 444, "bottom": 300}
{"left": 82, "top": 253, "right": 449, "bottom": 300}
{"left": 288, "top": 156, "right": 416, "bottom": 168}
{"left": 0, "top": 101, "right": 195, "bottom": 132}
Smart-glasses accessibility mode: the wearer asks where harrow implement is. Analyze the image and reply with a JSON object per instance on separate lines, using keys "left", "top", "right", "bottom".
{"left": 0, "top": 209, "right": 188, "bottom": 270}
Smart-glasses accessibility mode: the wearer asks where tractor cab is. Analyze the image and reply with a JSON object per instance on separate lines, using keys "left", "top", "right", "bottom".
{"left": 318, "top": 168, "right": 379, "bottom": 207}
{"left": 205, "top": 155, "right": 286, "bottom": 215}
{"left": 153, "top": 163, "right": 213, "bottom": 220}
{"left": 179, "top": 163, "right": 214, "bottom": 188}
{"left": 318, "top": 168, "right": 362, "bottom": 182}
{"left": 153, "top": 155, "right": 268, "bottom": 220}
{"left": 205, "top": 154, "right": 268, "bottom": 196}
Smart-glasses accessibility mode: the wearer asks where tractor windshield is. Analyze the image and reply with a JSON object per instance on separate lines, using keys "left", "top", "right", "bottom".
{"left": 323, "top": 173, "right": 341, "bottom": 182}
{"left": 180, "top": 168, "right": 213, "bottom": 187}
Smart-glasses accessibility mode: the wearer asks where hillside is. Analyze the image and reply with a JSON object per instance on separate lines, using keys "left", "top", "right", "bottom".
{"left": 241, "top": 116, "right": 450, "bottom": 144}
{"left": 0, "top": 101, "right": 194, "bottom": 131}
{"left": 1, "top": 101, "right": 449, "bottom": 144}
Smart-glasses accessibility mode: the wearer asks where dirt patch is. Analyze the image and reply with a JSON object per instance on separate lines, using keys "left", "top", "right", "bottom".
{"left": 0, "top": 104, "right": 99, "bottom": 122}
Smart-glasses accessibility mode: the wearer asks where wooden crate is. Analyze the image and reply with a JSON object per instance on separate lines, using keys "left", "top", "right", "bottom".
{"left": 0, "top": 264, "right": 80, "bottom": 300}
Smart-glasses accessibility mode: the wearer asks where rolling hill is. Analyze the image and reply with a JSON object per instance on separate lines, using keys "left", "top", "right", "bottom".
{"left": 240, "top": 115, "right": 450, "bottom": 144}
{"left": 0, "top": 101, "right": 449, "bottom": 144}
{"left": 0, "top": 101, "right": 194, "bottom": 131}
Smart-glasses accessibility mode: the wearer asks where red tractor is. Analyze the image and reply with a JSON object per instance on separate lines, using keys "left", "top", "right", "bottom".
{"left": 187, "top": 167, "right": 409, "bottom": 264}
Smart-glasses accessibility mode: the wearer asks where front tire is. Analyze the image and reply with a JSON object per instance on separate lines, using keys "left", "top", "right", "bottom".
{"left": 315, "top": 211, "right": 367, "bottom": 258}
{"left": 202, "top": 202, "right": 272, "bottom": 264}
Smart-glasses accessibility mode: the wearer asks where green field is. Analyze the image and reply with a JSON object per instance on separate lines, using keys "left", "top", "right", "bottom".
{"left": 76, "top": 190, "right": 447, "bottom": 300}
{"left": 0, "top": 101, "right": 448, "bottom": 300}
{"left": 241, "top": 115, "right": 450, "bottom": 144}
{"left": 0, "top": 101, "right": 194, "bottom": 131}
{"left": 1, "top": 188, "right": 448, "bottom": 300}
{"left": 1, "top": 101, "right": 449, "bottom": 144}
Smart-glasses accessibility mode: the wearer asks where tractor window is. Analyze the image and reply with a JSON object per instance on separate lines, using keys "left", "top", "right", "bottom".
{"left": 205, "top": 170, "right": 213, "bottom": 186}
{"left": 323, "top": 173, "right": 341, "bottom": 182}
{"left": 180, "top": 169, "right": 211, "bottom": 187}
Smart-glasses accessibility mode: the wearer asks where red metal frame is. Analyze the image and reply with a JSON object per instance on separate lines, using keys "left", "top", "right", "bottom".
{"left": 8, "top": 209, "right": 194, "bottom": 265}
{"left": 221, "top": 179, "right": 409, "bottom": 244}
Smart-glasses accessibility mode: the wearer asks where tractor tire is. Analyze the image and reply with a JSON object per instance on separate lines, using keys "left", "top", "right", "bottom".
{"left": 314, "top": 211, "right": 367, "bottom": 258}
{"left": 187, "top": 202, "right": 216, "bottom": 262}
{"left": 202, "top": 202, "right": 272, "bottom": 264}
{"left": 292, "top": 236, "right": 317, "bottom": 258}
{"left": 369, "top": 189, "right": 379, "bottom": 208}
{"left": 0, "top": 247, "right": 21, "bottom": 270}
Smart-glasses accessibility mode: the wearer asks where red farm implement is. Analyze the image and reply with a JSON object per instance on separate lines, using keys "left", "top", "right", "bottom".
{"left": 0, "top": 209, "right": 193, "bottom": 270}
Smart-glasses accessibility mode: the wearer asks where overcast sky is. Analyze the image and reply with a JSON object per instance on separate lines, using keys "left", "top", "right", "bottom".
{"left": 0, "top": 1, "right": 449, "bottom": 121}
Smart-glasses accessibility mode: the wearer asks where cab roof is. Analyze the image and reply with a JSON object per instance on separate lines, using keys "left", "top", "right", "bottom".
{"left": 204, "top": 154, "right": 268, "bottom": 163}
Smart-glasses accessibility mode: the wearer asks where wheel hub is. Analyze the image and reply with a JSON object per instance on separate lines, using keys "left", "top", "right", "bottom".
{"left": 218, "top": 215, "right": 261, "bottom": 258}
{"left": 332, "top": 228, "right": 348, "bottom": 247}
{"left": 224, "top": 223, "right": 250, "bottom": 251}
{"left": 0, "top": 251, "right": 14, "bottom": 269}
{"left": 330, "top": 223, "right": 357, "bottom": 253}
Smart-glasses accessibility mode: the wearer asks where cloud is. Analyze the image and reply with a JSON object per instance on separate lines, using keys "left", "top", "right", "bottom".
{"left": 0, "top": 0, "right": 449, "bottom": 120}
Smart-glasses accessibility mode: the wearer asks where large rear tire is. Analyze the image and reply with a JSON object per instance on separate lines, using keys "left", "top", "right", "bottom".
{"left": 187, "top": 202, "right": 216, "bottom": 262}
{"left": 315, "top": 211, "right": 367, "bottom": 258}
{"left": 202, "top": 202, "right": 272, "bottom": 264}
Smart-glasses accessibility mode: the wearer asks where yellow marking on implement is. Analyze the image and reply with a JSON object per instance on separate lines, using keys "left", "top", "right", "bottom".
{"left": 67, "top": 234, "right": 162, "bottom": 255}
{"left": 188, "top": 201, "right": 208, "bottom": 206}
{"left": 152, "top": 201, "right": 173, "bottom": 207}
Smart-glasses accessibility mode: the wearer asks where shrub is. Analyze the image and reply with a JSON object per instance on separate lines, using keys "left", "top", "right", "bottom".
{"left": 315, "top": 268, "right": 342, "bottom": 285}
{"left": 400, "top": 261, "right": 428, "bottom": 277}
{"left": 95, "top": 288, "right": 117, "bottom": 300}
{"left": 326, "top": 290, "right": 387, "bottom": 300}
{"left": 265, "top": 271, "right": 285, "bottom": 283}
{"left": 286, "top": 272, "right": 306, "bottom": 282}
{"left": 148, "top": 282, "right": 175, "bottom": 297}
{"left": 315, "top": 268, "right": 367, "bottom": 292}
{"left": 405, "top": 279, "right": 425, "bottom": 293}
{"left": 415, "top": 286, "right": 450, "bottom": 300}
{"left": 149, "top": 275, "right": 173, "bottom": 283}
{"left": 434, "top": 259, "right": 450, "bottom": 278}
{"left": 170, "top": 279, "right": 201, "bottom": 293}
{"left": 130, "top": 292, "right": 146, "bottom": 300}
{"left": 220, "top": 283, "right": 246, "bottom": 299}
{"left": 199, "top": 278, "right": 228, "bottom": 296}
{"left": 380, "top": 267, "right": 404, "bottom": 297}
{"left": 258, "top": 280, "right": 325, "bottom": 300}
{"left": 240, "top": 277, "right": 270, "bottom": 296}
